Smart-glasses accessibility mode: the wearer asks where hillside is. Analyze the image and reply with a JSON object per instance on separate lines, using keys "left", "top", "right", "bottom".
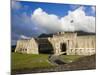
{"left": 38, "top": 31, "right": 95, "bottom": 38}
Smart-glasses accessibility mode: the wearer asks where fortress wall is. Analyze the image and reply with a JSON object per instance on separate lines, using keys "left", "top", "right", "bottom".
{"left": 76, "top": 35, "right": 95, "bottom": 48}
{"left": 15, "top": 40, "right": 29, "bottom": 53}
{"left": 15, "top": 32, "right": 96, "bottom": 56}
{"left": 15, "top": 38, "right": 39, "bottom": 54}
{"left": 27, "top": 38, "right": 38, "bottom": 54}
{"left": 67, "top": 35, "right": 96, "bottom": 55}
{"left": 49, "top": 34, "right": 96, "bottom": 56}
{"left": 67, "top": 48, "right": 95, "bottom": 55}
{"left": 48, "top": 33, "right": 77, "bottom": 55}
{"left": 48, "top": 37, "right": 61, "bottom": 55}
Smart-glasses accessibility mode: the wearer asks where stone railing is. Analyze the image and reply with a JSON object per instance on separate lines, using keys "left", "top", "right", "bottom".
{"left": 67, "top": 48, "right": 95, "bottom": 56}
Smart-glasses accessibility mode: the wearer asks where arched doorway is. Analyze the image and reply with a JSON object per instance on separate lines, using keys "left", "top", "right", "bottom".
{"left": 60, "top": 43, "right": 66, "bottom": 52}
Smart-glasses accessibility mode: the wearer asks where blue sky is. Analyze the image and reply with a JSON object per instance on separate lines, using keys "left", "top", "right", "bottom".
{"left": 12, "top": 1, "right": 95, "bottom": 17}
{"left": 11, "top": 1, "right": 96, "bottom": 45}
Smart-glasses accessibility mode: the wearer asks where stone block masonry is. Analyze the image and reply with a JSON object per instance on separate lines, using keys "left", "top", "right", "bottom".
{"left": 15, "top": 32, "right": 96, "bottom": 56}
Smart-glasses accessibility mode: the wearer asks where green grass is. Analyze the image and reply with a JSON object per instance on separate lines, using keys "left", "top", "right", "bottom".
{"left": 11, "top": 53, "right": 54, "bottom": 70}
{"left": 60, "top": 55, "right": 84, "bottom": 63}
{"left": 11, "top": 53, "right": 83, "bottom": 71}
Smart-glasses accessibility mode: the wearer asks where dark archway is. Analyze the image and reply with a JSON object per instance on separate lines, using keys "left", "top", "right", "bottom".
{"left": 35, "top": 38, "right": 53, "bottom": 54}
{"left": 60, "top": 43, "right": 66, "bottom": 52}
{"left": 38, "top": 43, "right": 53, "bottom": 54}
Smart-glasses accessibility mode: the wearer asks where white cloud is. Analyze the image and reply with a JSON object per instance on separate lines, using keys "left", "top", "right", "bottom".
{"left": 31, "top": 7, "right": 95, "bottom": 33}
{"left": 61, "top": 7, "right": 95, "bottom": 32}
{"left": 20, "top": 35, "right": 31, "bottom": 39}
{"left": 31, "top": 8, "right": 62, "bottom": 33}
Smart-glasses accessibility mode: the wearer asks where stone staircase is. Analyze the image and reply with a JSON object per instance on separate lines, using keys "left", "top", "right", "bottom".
{"left": 48, "top": 55, "right": 67, "bottom": 66}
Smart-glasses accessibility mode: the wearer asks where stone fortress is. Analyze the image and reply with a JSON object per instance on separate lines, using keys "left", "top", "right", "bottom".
{"left": 15, "top": 32, "right": 96, "bottom": 56}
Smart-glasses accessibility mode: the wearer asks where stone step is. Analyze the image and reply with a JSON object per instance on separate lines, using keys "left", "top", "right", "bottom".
{"left": 48, "top": 55, "right": 67, "bottom": 65}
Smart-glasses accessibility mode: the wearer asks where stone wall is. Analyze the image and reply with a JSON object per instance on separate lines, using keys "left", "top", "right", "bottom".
{"left": 15, "top": 38, "right": 39, "bottom": 54}
{"left": 48, "top": 33, "right": 96, "bottom": 56}
{"left": 15, "top": 32, "right": 96, "bottom": 56}
{"left": 48, "top": 32, "right": 77, "bottom": 55}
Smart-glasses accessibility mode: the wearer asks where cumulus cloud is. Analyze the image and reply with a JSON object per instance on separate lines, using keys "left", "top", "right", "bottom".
{"left": 11, "top": 5, "right": 95, "bottom": 45}
{"left": 61, "top": 7, "right": 95, "bottom": 32}
{"left": 20, "top": 35, "right": 31, "bottom": 39}
{"left": 31, "top": 7, "right": 95, "bottom": 33}
{"left": 31, "top": 8, "right": 62, "bottom": 33}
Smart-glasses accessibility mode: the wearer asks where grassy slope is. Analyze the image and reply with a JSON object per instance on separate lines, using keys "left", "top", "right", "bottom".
{"left": 11, "top": 53, "right": 54, "bottom": 70}
{"left": 12, "top": 53, "right": 83, "bottom": 71}
{"left": 60, "top": 55, "right": 84, "bottom": 63}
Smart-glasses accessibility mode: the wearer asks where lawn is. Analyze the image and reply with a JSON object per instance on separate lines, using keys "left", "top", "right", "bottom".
{"left": 11, "top": 53, "right": 55, "bottom": 70}
{"left": 11, "top": 53, "right": 84, "bottom": 71}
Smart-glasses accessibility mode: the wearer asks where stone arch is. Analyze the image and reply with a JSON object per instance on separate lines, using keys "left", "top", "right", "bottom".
{"left": 60, "top": 43, "right": 66, "bottom": 52}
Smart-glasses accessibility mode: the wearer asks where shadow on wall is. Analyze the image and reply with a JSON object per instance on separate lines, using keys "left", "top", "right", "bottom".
{"left": 35, "top": 38, "right": 54, "bottom": 54}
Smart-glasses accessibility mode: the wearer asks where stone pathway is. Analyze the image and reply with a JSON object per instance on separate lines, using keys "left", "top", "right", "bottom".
{"left": 48, "top": 55, "right": 67, "bottom": 65}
